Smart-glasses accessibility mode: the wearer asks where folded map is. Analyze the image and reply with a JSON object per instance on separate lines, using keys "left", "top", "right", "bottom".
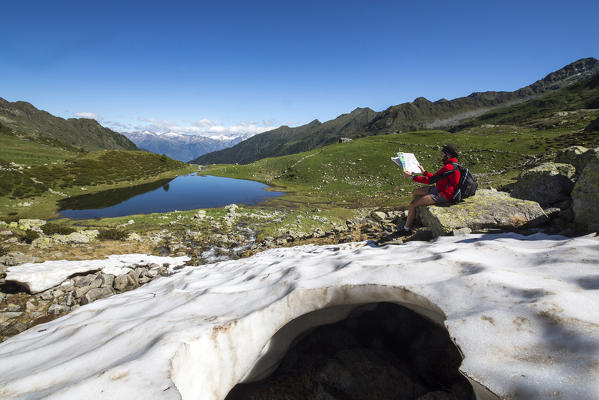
{"left": 391, "top": 152, "right": 420, "bottom": 174}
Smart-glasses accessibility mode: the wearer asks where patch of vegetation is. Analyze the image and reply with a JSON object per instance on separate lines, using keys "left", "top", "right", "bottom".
{"left": 41, "top": 223, "right": 76, "bottom": 236}
{"left": 0, "top": 247, "right": 7, "bottom": 257}
{"left": 97, "top": 228, "right": 129, "bottom": 241}
{"left": 0, "top": 150, "right": 186, "bottom": 199}
{"left": 20, "top": 230, "right": 40, "bottom": 244}
{"left": 0, "top": 215, "right": 20, "bottom": 223}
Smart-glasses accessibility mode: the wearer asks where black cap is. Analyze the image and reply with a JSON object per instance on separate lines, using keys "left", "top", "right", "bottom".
{"left": 442, "top": 144, "right": 458, "bottom": 157}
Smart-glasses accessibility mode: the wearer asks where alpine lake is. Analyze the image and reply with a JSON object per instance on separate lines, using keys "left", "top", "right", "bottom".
{"left": 57, "top": 174, "right": 284, "bottom": 219}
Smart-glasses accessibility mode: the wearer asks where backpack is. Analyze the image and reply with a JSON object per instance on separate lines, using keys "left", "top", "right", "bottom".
{"left": 448, "top": 162, "right": 477, "bottom": 202}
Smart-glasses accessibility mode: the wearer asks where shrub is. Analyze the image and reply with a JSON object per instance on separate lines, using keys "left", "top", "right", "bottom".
{"left": 97, "top": 228, "right": 128, "bottom": 241}
{"left": 41, "top": 223, "right": 76, "bottom": 236}
{"left": 0, "top": 247, "right": 7, "bottom": 257}
{"left": 21, "top": 230, "right": 40, "bottom": 244}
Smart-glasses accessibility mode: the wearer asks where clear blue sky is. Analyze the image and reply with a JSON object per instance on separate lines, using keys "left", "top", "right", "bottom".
{"left": 2, "top": 0, "right": 598, "bottom": 136}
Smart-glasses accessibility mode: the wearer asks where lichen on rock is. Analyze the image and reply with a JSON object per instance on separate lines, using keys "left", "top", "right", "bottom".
{"left": 418, "top": 189, "right": 547, "bottom": 237}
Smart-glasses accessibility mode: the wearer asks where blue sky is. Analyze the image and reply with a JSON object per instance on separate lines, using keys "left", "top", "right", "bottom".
{"left": 2, "top": 0, "right": 598, "bottom": 137}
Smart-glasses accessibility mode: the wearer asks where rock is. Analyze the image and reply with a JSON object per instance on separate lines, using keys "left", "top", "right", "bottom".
{"left": 53, "top": 231, "right": 94, "bottom": 244}
{"left": 572, "top": 158, "right": 599, "bottom": 233}
{"left": 510, "top": 162, "right": 576, "bottom": 205}
{"left": 75, "top": 286, "right": 92, "bottom": 298}
{"left": 0, "top": 312, "right": 23, "bottom": 323}
{"left": 370, "top": 211, "right": 387, "bottom": 222}
{"left": 555, "top": 145, "right": 589, "bottom": 173}
{"left": 418, "top": 189, "right": 548, "bottom": 237}
{"left": 113, "top": 274, "right": 138, "bottom": 292}
{"left": 2, "top": 322, "right": 28, "bottom": 336}
{"left": 47, "top": 304, "right": 68, "bottom": 315}
{"left": 127, "top": 233, "right": 142, "bottom": 241}
{"left": 73, "top": 275, "right": 96, "bottom": 288}
{"left": 584, "top": 116, "right": 599, "bottom": 131}
{"left": 0, "top": 252, "right": 37, "bottom": 266}
{"left": 99, "top": 273, "right": 115, "bottom": 288}
{"left": 80, "top": 287, "right": 113, "bottom": 305}
{"left": 17, "top": 219, "right": 46, "bottom": 231}
{"left": 31, "top": 237, "right": 52, "bottom": 249}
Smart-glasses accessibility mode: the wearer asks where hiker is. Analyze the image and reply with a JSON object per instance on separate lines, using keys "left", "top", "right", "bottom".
{"left": 401, "top": 144, "right": 460, "bottom": 234}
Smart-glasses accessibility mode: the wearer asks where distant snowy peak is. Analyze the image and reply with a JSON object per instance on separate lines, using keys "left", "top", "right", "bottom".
{"left": 122, "top": 130, "right": 253, "bottom": 162}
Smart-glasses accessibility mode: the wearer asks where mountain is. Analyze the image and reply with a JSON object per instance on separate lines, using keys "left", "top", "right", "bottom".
{"left": 0, "top": 98, "right": 137, "bottom": 151}
{"left": 123, "top": 131, "right": 252, "bottom": 162}
{"left": 192, "top": 57, "right": 599, "bottom": 165}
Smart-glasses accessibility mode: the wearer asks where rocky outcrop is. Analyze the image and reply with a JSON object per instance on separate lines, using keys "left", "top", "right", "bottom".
{"left": 419, "top": 189, "right": 547, "bottom": 237}
{"left": 572, "top": 158, "right": 599, "bottom": 233}
{"left": 510, "top": 162, "right": 576, "bottom": 205}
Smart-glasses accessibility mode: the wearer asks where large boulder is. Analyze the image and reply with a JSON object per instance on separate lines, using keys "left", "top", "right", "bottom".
{"left": 572, "top": 158, "right": 599, "bottom": 233}
{"left": 418, "top": 189, "right": 547, "bottom": 237}
{"left": 585, "top": 116, "right": 599, "bottom": 131}
{"left": 510, "top": 162, "right": 576, "bottom": 205}
{"left": 555, "top": 146, "right": 599, "bottom": 175}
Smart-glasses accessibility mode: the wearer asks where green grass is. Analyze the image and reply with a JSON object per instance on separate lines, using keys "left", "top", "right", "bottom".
{"left": 0, "top": 133, "right": 78, "bottom": 166}
{"left": 200, "top": 123, "right": 599, "bottom": 209}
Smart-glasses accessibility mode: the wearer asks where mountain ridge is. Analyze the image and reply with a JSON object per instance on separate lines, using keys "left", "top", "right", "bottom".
{"left": 0, "top": 98, "right": 137, "bottom": 151}
{"left": 193, "top": 57, "right": 599, "bottom": 165}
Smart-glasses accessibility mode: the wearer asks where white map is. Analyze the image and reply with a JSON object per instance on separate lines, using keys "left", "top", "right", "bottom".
{"left": 391, "top": 152, "right": 420, "bottom": 173}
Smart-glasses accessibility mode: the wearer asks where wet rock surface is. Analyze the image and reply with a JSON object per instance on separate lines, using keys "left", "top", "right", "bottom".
{"left": 226, "top": 303, "right": 474, "bottom": 400}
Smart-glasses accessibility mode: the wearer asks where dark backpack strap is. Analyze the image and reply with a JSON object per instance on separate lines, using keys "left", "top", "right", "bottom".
{"left": 429, "top": 163, "right": 457, "bottom": 184}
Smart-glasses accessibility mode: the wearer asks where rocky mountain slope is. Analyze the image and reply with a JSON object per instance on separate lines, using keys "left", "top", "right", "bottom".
{"left": 193, "top": 57, "right": 599, "bottom": 165}
{"left": 124, "top": 131, "right": 250, "bottom": 162}
{"left": 0, "top": 98, "right": 137, "bottom": 151}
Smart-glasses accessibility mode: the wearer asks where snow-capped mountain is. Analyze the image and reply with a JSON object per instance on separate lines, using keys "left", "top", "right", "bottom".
{"left": 123, "top": 131, "right": 253, "bottom": 162}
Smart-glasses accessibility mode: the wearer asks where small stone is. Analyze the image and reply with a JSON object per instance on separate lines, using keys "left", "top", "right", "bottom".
{"left": 89, "top": 278, "right": 102, "bottom": 289}
{"left": 47, "top": 304, "right": 68, "bottom": 315}
{"left": 65, "top": 292, "right": 74, "bottom": 307}
{"left": 75, "top": 286, "right": 92, "bottom": 298}
{"left": 0, "top": 311, "right": 24, "bottom": 323}
{"left": 2, "top": 322, "right": 28, "bottom": 336}
{"left": 74, "top": 275, "right": 96, "bottom": 288}
{"left": 5, "top": 303, "right": 21, "bottom": 312}
{"left": 60, "top": 280, "right": 74, "bottom": 289}
{"left": 26, "top": 300, "right": 38, "bottom": 312}
{"left": 80, "top": 287, "right": 113, "bottom": 305}
{"left": 52, "top": 289, "right": 65, "bottom": 298}
{"left": 451, "top": 228, "right": 473, "bottom": 236}
{"left": 39, "top": 290, "right": 54, "bottom": 301}
{"left": 99, "top": 274, "right": 115, "bottom": 288}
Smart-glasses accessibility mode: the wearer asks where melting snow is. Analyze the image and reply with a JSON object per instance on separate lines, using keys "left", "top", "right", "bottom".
{"left": 0, "top": 233, "right": 598, "bottom": 399}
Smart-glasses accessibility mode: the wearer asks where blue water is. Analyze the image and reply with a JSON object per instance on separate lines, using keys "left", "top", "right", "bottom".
{"left": 58, "top": 174, "right": 283, "bottom": 219}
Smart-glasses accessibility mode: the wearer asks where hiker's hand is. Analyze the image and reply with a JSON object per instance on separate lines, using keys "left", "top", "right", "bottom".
{"left": 403, "top": 171, "right": 413, "bottom": 178}
{"left": 418, "top": 164, "right": 425, "bottom": 173}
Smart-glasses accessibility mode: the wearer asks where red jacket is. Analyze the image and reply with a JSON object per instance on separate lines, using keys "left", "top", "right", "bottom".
{"left": 413, "top": 157, "right": 460, "bottom": 200}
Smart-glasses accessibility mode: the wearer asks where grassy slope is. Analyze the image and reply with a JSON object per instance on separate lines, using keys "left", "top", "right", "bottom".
{"left": 0, "top": 133, "right": 196, "bottom": 218}
{"left": 0, "top": 99, "right": 137, "bottom": 151}
{"left": 201, "top": 109, "right": 599, "bottom": 209}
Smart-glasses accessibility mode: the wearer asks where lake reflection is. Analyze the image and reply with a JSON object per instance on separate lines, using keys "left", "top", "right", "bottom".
{"left": 58, "top": 174, "right": 283, "bottom": 219}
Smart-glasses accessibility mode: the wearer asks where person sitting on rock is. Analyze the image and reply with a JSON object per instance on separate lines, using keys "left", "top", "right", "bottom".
{"left": 402, "top": 144, "right": 460, "bottom": 234}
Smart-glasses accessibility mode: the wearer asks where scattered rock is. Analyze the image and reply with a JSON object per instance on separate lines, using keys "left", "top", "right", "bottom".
{"left": 47, "top": 304, "right": 68, "bottom": 315}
